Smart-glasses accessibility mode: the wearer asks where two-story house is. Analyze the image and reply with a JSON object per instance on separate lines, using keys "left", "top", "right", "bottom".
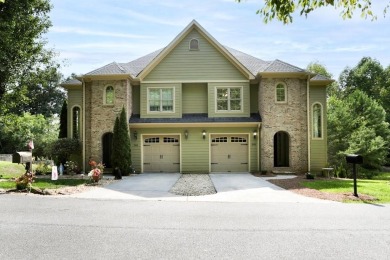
{"left": 62, "top": 20, "right": 331, "bottom": 174}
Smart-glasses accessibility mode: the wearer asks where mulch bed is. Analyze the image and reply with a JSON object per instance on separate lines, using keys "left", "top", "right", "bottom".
{"left": 259, "top": 174, "right": 378, "bottom": 203}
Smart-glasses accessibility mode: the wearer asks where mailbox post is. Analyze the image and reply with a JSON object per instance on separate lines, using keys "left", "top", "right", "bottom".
{"left": 345, "top": 154, "right": 363, "bottom": 197}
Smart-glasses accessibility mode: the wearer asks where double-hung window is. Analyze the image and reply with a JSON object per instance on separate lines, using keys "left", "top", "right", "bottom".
{"left": 216, "top": 87, "right": 242, "bottom": 112}
{"left": 148, "top": 88, "right": 174, "bottom": 112}
{"left": 276, "top": 83, "right": 287, "bottom": 103}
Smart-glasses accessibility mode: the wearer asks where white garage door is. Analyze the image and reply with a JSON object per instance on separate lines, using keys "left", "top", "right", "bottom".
{"left": 211, "top": 135, "right": 248, "bottom": 172}
{"left": 143, "top": 136, "right": 180, "bottom": 172}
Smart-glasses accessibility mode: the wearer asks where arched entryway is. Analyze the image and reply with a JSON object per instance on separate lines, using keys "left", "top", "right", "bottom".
{"left": 274, "top": 131, "right": 289, "bottom": 167}
{"left": 102, "top": 132, "right": 113, "bottom": 168}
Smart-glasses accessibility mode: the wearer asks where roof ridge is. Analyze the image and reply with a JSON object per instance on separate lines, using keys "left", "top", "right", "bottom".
{"left": 274, "top": 59, "right": 306, "bottom": 72}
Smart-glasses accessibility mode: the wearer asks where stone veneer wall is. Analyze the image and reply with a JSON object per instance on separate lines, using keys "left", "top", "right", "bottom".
{"left": 259, "top": 78, "right": 308, "bottom": 173}
{"left": 84, "top": 79, "right": 131, "bottom": 167}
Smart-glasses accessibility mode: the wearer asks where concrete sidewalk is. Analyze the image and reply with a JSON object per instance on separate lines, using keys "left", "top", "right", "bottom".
{"left": 69, "top": 173, "right": 334, "bottom": 203}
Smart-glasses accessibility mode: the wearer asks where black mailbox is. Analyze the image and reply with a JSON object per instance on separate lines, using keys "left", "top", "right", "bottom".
{"left": 346, "top": 154, "right": 363, "bottom": 164}
{"left": 12, "top": 152, "right": 32, "bottom": 164}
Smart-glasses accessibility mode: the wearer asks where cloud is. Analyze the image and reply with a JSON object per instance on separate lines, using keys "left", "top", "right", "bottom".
{"left": 50, "top": 26, "right": 153, "bottom": 39}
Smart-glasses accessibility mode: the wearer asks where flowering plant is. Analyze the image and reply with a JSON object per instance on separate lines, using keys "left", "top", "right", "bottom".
{"left": 15, "top": 171, "right": 35, "bottom": 191}
{"left": 64, "top": 160, "right": 80, "bottom": 175}
{"left": 88, "top": 162, "right": 105, "bottom": 182}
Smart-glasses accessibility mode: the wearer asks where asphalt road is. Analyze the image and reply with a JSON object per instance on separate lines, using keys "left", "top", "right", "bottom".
{"left": 0, "top": 196, "right": 389, "bottom": 260}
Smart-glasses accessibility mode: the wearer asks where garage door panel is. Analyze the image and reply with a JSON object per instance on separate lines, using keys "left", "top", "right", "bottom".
{"left": 143, "top": 135, "right": 180, "bottom": 173}
{"left": 211, "top": 135, "right": 248, "bottom": 172}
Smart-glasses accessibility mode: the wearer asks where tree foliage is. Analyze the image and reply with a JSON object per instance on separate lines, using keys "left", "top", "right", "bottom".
{"left": 0, "top": 0, "right": 53, "bottom": 100}
{"left": 111, "top": 108, "right": 132, "bottom": 175}
{"left": 0, "top": 113, "right": 59, "bottom": 158}
{"left": 50, "top": 138, "right": 81, "bottom": 164}
{"left": 58, "top": 100, "right": 68, "bottom": 139}
{"left": 339, "top": 57, "right": 390, "bottom": 123}
{"left": 328, "top": 90, "right": 390, "bottom": 169}
{"left": 236, "top": 0, "right": 389, "bottom": 23}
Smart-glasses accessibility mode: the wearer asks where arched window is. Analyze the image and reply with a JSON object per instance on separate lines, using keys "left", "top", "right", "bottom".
{"left": 72, "top": 106, "right": 81, "bottom": 139}
{"left": 312, "top": 103, "right": 323, "bottom": 138}
{"left": 275, "top": 83, "right": 287, "bottom": 103}
{"left": 105, "top": 86, "right": 114, "bottom": 105}
{"left": 189, "top": 38, "right": 199, "bottom": 50}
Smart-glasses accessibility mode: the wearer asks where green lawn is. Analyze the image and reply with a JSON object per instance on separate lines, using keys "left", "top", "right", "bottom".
{"left": 0, "top": 161, "right": 88, "bottom": 190}
{"left": 303, "top": 178, "right": 390, "bottom": 203}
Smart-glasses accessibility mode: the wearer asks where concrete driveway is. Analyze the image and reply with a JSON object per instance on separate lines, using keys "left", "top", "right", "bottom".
{"left": 70, "top": 173, "right": 334, "bottom": 203}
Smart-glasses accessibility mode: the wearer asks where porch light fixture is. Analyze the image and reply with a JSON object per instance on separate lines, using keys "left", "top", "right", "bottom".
{"left": 184, "top": 130, "right": 189, "bottom": 139}
{"left": 253, "top": 130, "right": 257, "bottom": 139}
{"left": 202, "top": 130, "right": 206, "bottom": 140}
{"left": 133, "top": 131, "right": 138, "bottom": 140}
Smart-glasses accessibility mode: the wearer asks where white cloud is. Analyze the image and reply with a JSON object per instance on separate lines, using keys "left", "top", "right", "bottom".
{"left": 50, "top": 26, "right": 153, "bottom": 39}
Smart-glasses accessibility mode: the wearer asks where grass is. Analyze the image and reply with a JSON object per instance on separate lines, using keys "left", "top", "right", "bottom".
{"left": 0, "top": 161, "right": 89, "bottom": 190}
{"left": 303, "top": 177, "right": 390, "bottom": 203}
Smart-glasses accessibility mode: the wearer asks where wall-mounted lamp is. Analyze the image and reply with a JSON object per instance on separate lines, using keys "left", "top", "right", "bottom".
{"left": 184, "top": 130, "right": 189, "bottom": 140}
{"left": 133, "top": 131, "right": 138, "bottom": 140}
{"left": 253, "top": 130, "right": 257, "bottom": 139}
{"left": 202, "top": 130, "right": 206, "bottom": 140}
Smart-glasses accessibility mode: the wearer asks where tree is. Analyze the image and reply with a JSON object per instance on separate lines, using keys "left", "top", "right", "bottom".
{"left": 58, "top": 100, "right": 68, "bottom": 138}
{"left": 0, "top": 0, "right": 53, "bottom": 101}
{"left": 111, "top": 108, "right": 132, "bottom": 175}
{"left": 306, "top": 61, "right": 340, "bottom": 97}
{"left": 50, "top": 138, "right": 81, "bottom": 165}
{"left": 3, "top": 64, "right": 66, "bottom": 117}
{"left": 236, "top": 0, "right": 390, "bottom": 24}
{"left": 339, "top": 57, "right": 390, "bottom": 123}
{"left": 0, "top": 113, "right": 59, "bottom": 157}
{"left": 328, "top": 90, "right": 390, "bottom": 170}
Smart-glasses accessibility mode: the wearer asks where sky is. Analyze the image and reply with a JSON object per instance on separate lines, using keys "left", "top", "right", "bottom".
{"left": 46, "top": 0, "right": 390, "bottom": 80}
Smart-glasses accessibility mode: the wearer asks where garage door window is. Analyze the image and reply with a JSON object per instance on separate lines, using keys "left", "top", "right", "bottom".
{"left": 231, "top": 137, "right": 247, "bottom": 143}
{"left": 145, "top": 137, "right": 160, "bottom": 143}
{"left": 164, "top": 137, "right": 179, "bottom": 143}
{"left": 212, "top": 137, "right": 228, "bottom": 143}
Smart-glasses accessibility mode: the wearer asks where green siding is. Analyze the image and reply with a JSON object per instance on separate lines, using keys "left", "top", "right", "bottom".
{"left": 309, "top": 86, "right": 328, "bottom": 171}
{"left": 67, "top": 88, "right": 83, "bottom": 138}
{"left": 208, "top": 82, "right": 250, "bottom": 117}
{"left": 132, "top": 85, "right": 140, "bottom": 114}
{"left": 182, "top": 83, "right": 208, "bottom": 113}
{"left": 140, "top": 83, "right": 181, "bottom": 118}
{"left": 250, "top": 84, "right": 259, "bottom": 114}
{"left": 144, "top": 29, "right": 247, "bottom": 81}
{"left": 130, "top": 126, "right": 259, "bottom": 173}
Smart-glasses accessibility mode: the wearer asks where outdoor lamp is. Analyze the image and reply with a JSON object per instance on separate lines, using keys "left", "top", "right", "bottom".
{"left": 184, "top": 130, "right": 189, "bottom": 139}
{"left": 133, "top": 131, "right": 137, "bottom": 140}
{"left": 202, "top": 130, "right": 206, "bottom": 139}
{"left": 253, "top": 130, "right": 257, "bottom": 139}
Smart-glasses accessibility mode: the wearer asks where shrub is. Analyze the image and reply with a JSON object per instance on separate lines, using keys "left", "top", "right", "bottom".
{"left": 50, "top": 138, "right": 81, "bottom": 164}
{"left": 34, "top": 161, "right": 52, "bottom": 175}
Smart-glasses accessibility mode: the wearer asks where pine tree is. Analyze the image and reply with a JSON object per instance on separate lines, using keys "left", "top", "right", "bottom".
{"left": 58, "top": 100, "right": 67, "bottom": 138}
{"left": 111, "top": 107, "right": 132, "bottom": 175}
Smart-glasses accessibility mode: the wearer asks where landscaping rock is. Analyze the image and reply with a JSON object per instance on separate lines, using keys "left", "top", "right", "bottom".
{"left": 170, "top": 174, "right": 216, "bottom": 196}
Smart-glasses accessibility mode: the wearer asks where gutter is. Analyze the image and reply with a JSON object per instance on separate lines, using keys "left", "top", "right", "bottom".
{"left": 307, "top": 75, "right": 311, "bottom": 172}
{"left": 82, "top": 78, "right": 86, "bottom": 173}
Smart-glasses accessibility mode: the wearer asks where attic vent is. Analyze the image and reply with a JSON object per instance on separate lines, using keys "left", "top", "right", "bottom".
{"left": 189, "top": 38, "right": 199, "bottom": 50}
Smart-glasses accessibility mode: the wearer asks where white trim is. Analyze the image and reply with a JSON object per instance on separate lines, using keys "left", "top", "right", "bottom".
{"left": 142, "top": 80, "right": 250, "bottom": 84}
{"left": 214, "top": 86, "right": 243, "bottom": 113}
{"left": 307, "top": 75, "right": 311, "bottom": 171}
{"left": 275, "top": 82, "right": 287, "bottom": 104}
{"left": 146, "top": 87, "right": 175, "bottom": 114}
{"left": 103, "top": 85, "right": 115, "bottom": 105}
{"left": 311, "top": 102, "right": 324, "bottom": 140}
{"left": 82, "top": 79, "right": 86, "bottom": 173}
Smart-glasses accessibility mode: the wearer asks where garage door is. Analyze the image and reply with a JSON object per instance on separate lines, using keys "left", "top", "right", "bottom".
{"left": 143, "top": 136, "right": 180, "bottom": 172}
{"left": 211, "top": 135, "right": 248, "bottom": 172}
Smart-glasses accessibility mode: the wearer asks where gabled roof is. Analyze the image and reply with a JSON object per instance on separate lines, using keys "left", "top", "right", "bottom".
{"left": 81, "top": 20, "right": 329, "bottom": 82}
{"left": 137, "top": 20, "right": 255, "bottom": 80}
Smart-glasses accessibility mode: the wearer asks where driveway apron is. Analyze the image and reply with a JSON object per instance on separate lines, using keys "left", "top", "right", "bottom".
{"left": 70, "top": 173, "right": 333, "bottom": 203}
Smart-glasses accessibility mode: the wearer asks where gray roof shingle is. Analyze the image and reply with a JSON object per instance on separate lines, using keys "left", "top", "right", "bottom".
{"left": 129, "top": 113, "right": 261, "bottom": 124}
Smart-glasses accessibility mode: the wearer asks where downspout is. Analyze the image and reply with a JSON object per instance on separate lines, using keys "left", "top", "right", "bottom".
{"left": 307, "top": 75, "right": 311, "bottom": 172}
{"left": 82, "top": 78, "right": 86, "bottom": 174}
